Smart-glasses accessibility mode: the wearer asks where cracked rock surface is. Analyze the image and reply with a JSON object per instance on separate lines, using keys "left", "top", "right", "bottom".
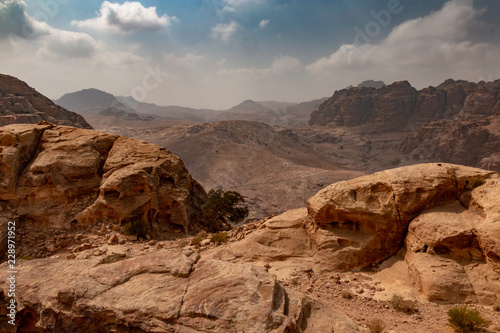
{"left": 0, "top": 248, "right": 364, "bottom": 333}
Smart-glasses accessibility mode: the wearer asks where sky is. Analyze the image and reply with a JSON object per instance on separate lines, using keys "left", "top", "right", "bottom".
{"left": 0, "top": 0, "right": 499, "bottom": 109}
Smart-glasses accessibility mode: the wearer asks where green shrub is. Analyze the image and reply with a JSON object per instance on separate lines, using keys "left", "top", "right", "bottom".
{"left": 390, "top": 294, "right": 417, "bottom": 314}
{"left": 290, "top": 277, "right": 299, "bottom": 285}
{"left": 210, "top": 232, "right": 228, "bottom": 244}
{"left": 123, "top": 220, "right": 149, "bottom": 238}
{"left": 201, "top": 189, "right": 249, "bottom": 231}
{"left": 191, "top": 231, "right": 207, "bottom": 246}
{"left": 448, "top": 306, "right": 490, "bottom": 333}
{"left": 367, "top": 318, "right": 386, "bottom": 333}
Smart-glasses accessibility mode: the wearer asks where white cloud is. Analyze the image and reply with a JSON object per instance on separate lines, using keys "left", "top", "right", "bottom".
{"left": 259, "top": 19, "right": 270, "bottom": 28}
{"left": 211, "top": 20, "right": 239, "bottom": 43}
{"left": 72, "top": 1, "right": 174, "bottom": 34}
{"left": 41, "top": 29, "right": 98, "bottom": 58}
{"left": 0, "top": 0, "right": 98, "bottom": 58}
{"left": 164, "top": 53, "right": 205, "bottom": 67}
{"left": 306, "top": 0, "right": 500, "bottom": 88}
{"left": 221, "top": 0, "right": 265, "bottom": 12}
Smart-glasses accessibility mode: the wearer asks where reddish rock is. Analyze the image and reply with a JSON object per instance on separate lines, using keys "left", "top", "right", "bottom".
{"left": 0, "top": 74, "right": 91, "bottom": 129}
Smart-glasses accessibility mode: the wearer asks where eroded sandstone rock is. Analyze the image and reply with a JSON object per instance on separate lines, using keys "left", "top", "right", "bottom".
{"left": 306, "top": 163, "right": 495, "bottom": 271}
{"left": 0, "top": 124, "right": 206, "bottom": 260}
{"left": 214, "top": 163, "right": 500, "bottom": 304}
{"left": 0, "top": 250, "right": 365, "bottom": 333}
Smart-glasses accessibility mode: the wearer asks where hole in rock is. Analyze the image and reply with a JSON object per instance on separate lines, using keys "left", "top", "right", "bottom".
{"left": 434, "top": 244, "right": 451, "bottom": 255}
{"left": 161, "top": 176, "right": 175, "bottom": 186}
{"left": 338, "top": 238, "right": 351, "bottom": 247}
{"left": 104, "top": 189, "right": 120, "bottom": 200}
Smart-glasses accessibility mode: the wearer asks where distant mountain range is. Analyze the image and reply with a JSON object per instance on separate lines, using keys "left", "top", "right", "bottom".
{"left": 55, "top": 88, "right": 327, "bottom": 127}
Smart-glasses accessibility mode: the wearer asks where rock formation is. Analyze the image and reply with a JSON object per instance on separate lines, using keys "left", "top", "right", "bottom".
{"left": 309, "top": 79, "right": 500, "bottom": 172}
{"left": 309, "top": 81, "right": 419, "bottom": 132}
{"left": 0, "top": 74, "right": 91, "bottom": 129}
{"left": 309, "top": 79, "right": 500, "bottom": 132}
{"left": 220, "top": 163, "right": 500, "bottom": 305}
{"left": 0, "top": 124, "right": 206, "bottom": 259}
{"left": 0, "top": 247, "right": 364, "bottom": 332}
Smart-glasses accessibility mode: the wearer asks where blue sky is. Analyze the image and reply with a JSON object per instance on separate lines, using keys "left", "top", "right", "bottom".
{"left": 1, "top": 0, "right": 499, "bottom": 109}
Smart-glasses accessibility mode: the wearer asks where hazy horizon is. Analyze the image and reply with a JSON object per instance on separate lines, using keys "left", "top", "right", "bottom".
{"left": 1, "top": 0, "right": 499, "bottom": 109}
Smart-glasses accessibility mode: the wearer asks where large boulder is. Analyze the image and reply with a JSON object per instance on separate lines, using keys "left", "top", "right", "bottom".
{"left": 306, "top": 163, "right": 495, "bottom": 271}
{"left": 0, "top": 124, "right": 206, "bottom": 259}
{"left": 0, "top": 249, "right": 365, "bottom": 333}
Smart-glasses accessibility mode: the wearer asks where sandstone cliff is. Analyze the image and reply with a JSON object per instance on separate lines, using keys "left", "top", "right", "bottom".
{"left": 0, "top": 124, "right": 206, "bottom": 260}
{"left": 0, "top": 75, "right": 91, "bottom": 129}
{"left": 309, "top": 79, "right": 500, "bottom": 132}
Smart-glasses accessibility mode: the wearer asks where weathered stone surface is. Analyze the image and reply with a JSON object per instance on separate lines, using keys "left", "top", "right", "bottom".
{"left": 0, "top": 74, "right": 91, "bottom": 129}
{"left": 0, "top": 250, "right": 364, "bottom": 333}
{"left": 306, "top": 163, "right": 495, "bottom": 270}
{"left": 0, "top": 124, "right": 206, "bottom": 260}
{"left": 224, "top": 208, "right": 312, "bottom": 261}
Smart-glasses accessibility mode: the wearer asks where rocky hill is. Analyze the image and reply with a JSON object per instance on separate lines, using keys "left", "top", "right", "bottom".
{"left": 55, "top": 88, "right": 128, "bottom": 114}
{"left": 0, "top": 75, "right": 91, "bottom": 129}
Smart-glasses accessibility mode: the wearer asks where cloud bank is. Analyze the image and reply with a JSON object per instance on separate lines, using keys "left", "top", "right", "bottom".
{"left": 306, "top": 0, "right": 498, "bottom": 88}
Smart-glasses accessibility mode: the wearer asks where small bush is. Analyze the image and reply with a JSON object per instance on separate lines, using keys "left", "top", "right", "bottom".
{"left": 190, "top": 231, "right": 207, "bottom": 246}
{"left": 201, "top": 189, "right": 249, "bottom": 231}
{"left": 19, "top": 255, "right": 34, "bottom": 261}
{"left": 367, "top": 318, "right": 386, "bottom": 333}
{"left": 341, "top": 290, "right": 354, "bottom": 300}
{"left": 123, "top": 220, "right": 149, "bottom": 238}
{"left": 210, "top": 232, "right": 228, "bottom": 244}
{"left": 390, "top": 294, "right": 417, "bottom": 314}
{"left": 448, "top": 306, "right": 490, "bottom": 333}
{"left": 290, "top": 277, "right": 299, "bottom": 285}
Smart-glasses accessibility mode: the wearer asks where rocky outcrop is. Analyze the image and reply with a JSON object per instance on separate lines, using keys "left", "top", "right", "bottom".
{"left": 0, "top": 248, "right": 365, "bottom": 333}
{"left": 0, "top": 74, "right": 91, "bottom": 129}
{"left": 218, "top": 163, "right": 500, "bottom": 304}
{"left": 0, "top": 124, "right": 206, "bottom": 259}
{"left": 306, "top": 163, "right": 495, "bottom": 270}
{"left": 309, "top": 79, "right": 500, "bottom": 133}
{"left": 309, "top": 81, "right": 418, "bottom": 132}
